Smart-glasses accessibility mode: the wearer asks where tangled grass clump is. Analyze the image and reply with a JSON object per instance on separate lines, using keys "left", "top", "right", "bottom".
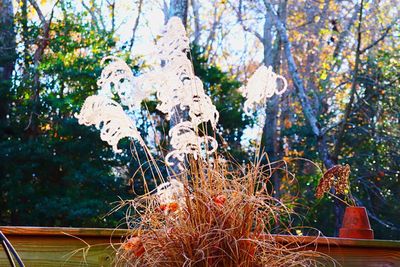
{"left": 114, "top": 158, "right": 331, "bottom": 266}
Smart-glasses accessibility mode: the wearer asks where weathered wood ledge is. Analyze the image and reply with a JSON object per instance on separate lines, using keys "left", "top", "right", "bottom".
{"left": 1, "top": 226, "right": 399, "bottom": 266}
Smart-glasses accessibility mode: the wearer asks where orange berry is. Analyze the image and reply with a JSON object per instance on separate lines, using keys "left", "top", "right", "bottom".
{"left": 123, "top": 237, "right": 145, "bottom": 257}
{"left": 213, "top": 194, "right": 227, "bottom": 207}
{"left": 167, "top": 202, "right": 179, "bottom": 212}
{"left": 159, "top": 202, "right": 179, "bottom": 212}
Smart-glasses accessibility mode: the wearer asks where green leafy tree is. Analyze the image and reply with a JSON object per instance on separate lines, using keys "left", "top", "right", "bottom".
{"left": 0, "top": 2, "right": 132, "bottom": 227}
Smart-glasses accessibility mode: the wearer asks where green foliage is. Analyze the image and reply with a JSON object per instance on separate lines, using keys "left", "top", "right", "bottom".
{"left": 0, "top": 4, "right": 130, "bottom": 227}
{"left": 342, "top": 49, "right": 400, "bottom": 238}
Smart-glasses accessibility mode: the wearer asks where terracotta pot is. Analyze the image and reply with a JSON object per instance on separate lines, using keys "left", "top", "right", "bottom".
{"left": 339, "top": 206, "right": 374, "bottom": 239}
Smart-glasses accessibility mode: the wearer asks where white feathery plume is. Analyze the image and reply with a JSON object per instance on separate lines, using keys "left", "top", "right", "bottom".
{"left": 169, "top": 122, "right": 218, "bottom": 157}
{"left": 75, "top": 95, "right": 141, "bottom": 153}
{"left": 154, "top": 17, "right": 219, "bottom": 165}
{"left": 156, "top": 17, "right": 190, "bottom": 63}
{"left": 97, "top": 56, "right": 156, "bottom": 111}
{"left": 240, "top": 65, "right": 287, "bottom": 115}
{"left": 76, "top": 16, "right": 219, "bottom": 169}
{"left": 180, "top": 77, "right": 219, "bottom": 128}
{"left": 165, "top": 122, "right": 218, "bottom": 169}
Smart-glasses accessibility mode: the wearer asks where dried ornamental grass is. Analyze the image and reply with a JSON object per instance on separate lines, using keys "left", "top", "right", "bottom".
{"left": 115, "top": 159, "right": 331, "bottom": 267}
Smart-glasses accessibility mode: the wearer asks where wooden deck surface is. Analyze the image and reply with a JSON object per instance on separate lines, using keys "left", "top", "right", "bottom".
{"left": 1, "top": 226, "right": 399, "bottom": 266}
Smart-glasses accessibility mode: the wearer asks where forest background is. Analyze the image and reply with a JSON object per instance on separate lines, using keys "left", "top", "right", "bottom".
{"left": 0, "top": 0, "right": 399, "bottom": 239}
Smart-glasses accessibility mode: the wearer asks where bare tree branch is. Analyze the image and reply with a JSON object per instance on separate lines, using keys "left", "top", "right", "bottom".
{"left": 25, "top": 0, "right": 59, "bottom": 133}
{"left": 129, "top": 0, "right": 144, "bottom": 51}
{"left": 333, "top": 5, "right": 359, "bottom": 59}
{"left": 191, "top": 0, "right": 201, "bottom": 44}
{"left": 28, "top": 0, "right": 46, "bottom": 24}
{"left": 360, "top": 18, "right": 399, "bottom": 54}
{"left": 82, "top": 0, "right": 101, "bottom": 32}
{"left": 318, "top": 3, "right": 359, "bottom": 100}
{"left": 106, "top": 0, "right": 116, "bottom": 33}
{"left": 205, "top": 1, "right": 222, "bottom": 56}
{"left": 232, "top": 0, "right": 264, "bottom": 43}
{"left": 264, "top": 2, "right": 320, "bottom": 138}
{"left": 96, "top": 0, "right": 107, "bottom": 31}
{"left": 332, "top": 0, "right": 365, "bottom": 160}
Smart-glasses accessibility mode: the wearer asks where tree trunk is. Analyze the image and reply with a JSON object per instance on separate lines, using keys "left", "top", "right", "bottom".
{"left": 168, "top": 0, "right": 188, "bottom": 27}
{"left": 191, "top": 0, "right": 201, "bottom": 45}
{"left": 25, "top": 0, "right": 55, "bottom": 134}
{"left": 166, "top": 0, "right": 189, "bottom": 175}
{"left": 21, "top": 0, "right": 30, "bottom": 74}
{"left": 261, "top": 0, "right": 286, "bottom": 198}
{"left": 0, "top": 0, "right": 16, "bottom": 136}
{"left": 0, "top": 0, "right": 16, "bottom": 225}
{"left": 262, "top": 95, "right": 280, "bottom": 196}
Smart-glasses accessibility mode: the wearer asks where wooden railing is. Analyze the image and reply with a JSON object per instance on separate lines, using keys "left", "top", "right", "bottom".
{"left": 1, "top": 226, "right": 399, "bottom": 266}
